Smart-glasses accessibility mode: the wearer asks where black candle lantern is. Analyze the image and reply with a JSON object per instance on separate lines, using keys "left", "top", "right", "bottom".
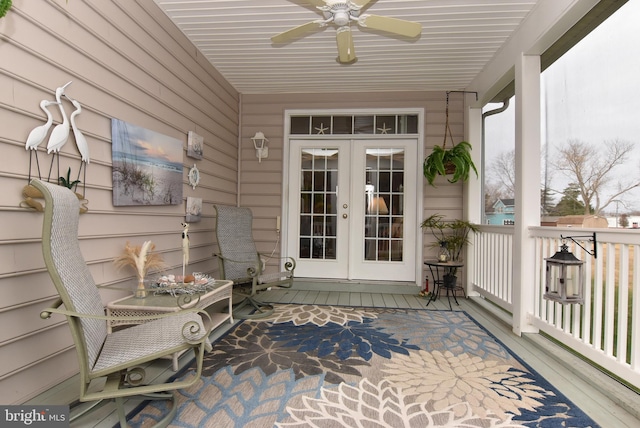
{"left": 544, "top": 233, "right": 596, "bottom": 305}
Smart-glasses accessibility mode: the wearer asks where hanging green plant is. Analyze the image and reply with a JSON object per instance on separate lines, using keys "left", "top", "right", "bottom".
{"left": 0, "top": 0, "right": 12, "bottom": 19}
{"left": 423, "top": 140, "right": 478, "bottom": 185}
{"left": 423, "top": 92, "right": 478, "bottom": 186}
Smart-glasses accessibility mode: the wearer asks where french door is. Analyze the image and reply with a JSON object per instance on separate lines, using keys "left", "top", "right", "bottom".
{"left": 286, "top": 139, "right": 417, "bottom": 281}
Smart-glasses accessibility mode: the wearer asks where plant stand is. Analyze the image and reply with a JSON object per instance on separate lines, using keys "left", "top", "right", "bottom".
{"left": 423, "top": 259, "right": 465, "bottom": 310}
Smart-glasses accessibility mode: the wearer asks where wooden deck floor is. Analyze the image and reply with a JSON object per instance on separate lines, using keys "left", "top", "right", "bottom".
{"left": 29, "top": 282, "right": 640, "bottom": 427}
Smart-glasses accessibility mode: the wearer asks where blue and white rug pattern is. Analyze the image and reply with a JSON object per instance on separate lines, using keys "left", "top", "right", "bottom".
{"left": 128, "top": 304, "right": 598, "bottom": 427}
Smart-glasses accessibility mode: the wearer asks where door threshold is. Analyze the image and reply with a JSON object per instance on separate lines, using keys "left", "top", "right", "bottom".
{"left": 290, "top": 279, "right": 419, "bottom": 294}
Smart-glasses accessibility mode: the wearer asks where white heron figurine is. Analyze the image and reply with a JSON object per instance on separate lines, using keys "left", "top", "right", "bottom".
{"left": 65, "top": 94, "right": 90, "bottom": 194}
{"left": 181, "top": 222, "right": 190, "bottom": 280}
{"left": 46, "top": 81, "right": 72, "bottom": 181}
{"left": 25, "top": 99, "right": 60, "bottom": 181}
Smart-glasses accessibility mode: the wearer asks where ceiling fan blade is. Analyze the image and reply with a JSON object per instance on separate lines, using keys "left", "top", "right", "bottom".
{"left": 336, "top": 27, "right": 356, "bottom": 64}
{"left": 307, "top": 0, "right": 328, "bottom": 7}
{"left": 358, "top": 14, "right": 422, "bottom": 38}
{"left": 350, "top": 0, "right": 374, "bottom": 8}
{"left": 271, "top": 20, "right": 324, "bottom": 44}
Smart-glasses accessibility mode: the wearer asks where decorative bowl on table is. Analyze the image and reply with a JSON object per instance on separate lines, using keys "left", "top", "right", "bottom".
{"left": 151, "top": 273, "right": 216, "bottom": 296}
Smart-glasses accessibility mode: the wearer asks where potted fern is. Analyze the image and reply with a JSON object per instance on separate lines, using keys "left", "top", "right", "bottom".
{"left": 423, "top": 140, "right": 478, "bottom": 186}
{"left": 424, "top": 92, "right": 478, "bottom": 186}
{"left": 420, "top": 214, "right": 479, "bottom": 263}
{"left": 421, "top": 214, "right": 479, "bottom": 289}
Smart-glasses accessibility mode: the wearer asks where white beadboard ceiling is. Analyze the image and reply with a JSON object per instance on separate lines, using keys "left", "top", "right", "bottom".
{"left": 153, "top": 0, "right": 538, "bottom": 94}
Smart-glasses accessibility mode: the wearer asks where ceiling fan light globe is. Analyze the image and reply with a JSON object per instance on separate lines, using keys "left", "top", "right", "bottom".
{"left": 333, "top": 11, "right": 350, "bottom": 27}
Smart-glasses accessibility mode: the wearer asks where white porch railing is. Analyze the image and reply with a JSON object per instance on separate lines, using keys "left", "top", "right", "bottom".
{"left": 469, "top": 225, "right": 640, "bottom": 390}
{"left": 470, "top": 225, "right": 514, "bottom": 311}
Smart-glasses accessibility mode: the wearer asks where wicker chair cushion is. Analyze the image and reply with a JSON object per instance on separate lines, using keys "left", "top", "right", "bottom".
{"left": 92, "top": 312, "right": 208, "bottom": 373}
{"left": 40, "top": 181, "right": 107, "bottom": 370}
{"left": 214, "top": 205, "right": 262, "bottom": 280}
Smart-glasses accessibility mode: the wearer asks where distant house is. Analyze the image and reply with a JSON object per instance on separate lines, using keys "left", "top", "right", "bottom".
{"left": 485, "top": 199, "right": 515, "bottom": 225}
{"left": 556, "top": 215, "right": 609, "bottom": 228}
{"left": 541, "top": 216, "right": 559, "bottom": 227}
{"left": 606, "top": 216, "right": 640, "bottom": 228}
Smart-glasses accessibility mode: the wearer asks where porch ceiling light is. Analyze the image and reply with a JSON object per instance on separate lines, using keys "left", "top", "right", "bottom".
{"left": 251, "top": 131, "right": 269, "bottom": 163}
{"left": 544, "top": 233, "right": 596, "bottom": 305}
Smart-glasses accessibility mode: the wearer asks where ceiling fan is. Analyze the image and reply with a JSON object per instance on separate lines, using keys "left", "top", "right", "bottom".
{"left": 271, "top": 0, "right": 422, "bottom": 64}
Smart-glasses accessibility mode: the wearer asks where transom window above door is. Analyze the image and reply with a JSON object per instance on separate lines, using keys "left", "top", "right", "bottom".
{"left": 290, "top": 114, "right": 419, "bottom": 136}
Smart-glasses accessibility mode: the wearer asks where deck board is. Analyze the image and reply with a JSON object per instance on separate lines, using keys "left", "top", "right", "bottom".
{"left": 380, "top": 293, "right": 396, "bottom": 307}
{"left": 360, "top": 292, "right": 374, "bottom": 307}
{"left": 314, "top": 291, "right": 329, "bottom": 305}
{"left": 297, "top": 290, "right": 315, "bottom": 304}
{"left": 337, "top": 292, "right": 351, "bottom": 306}
{"left": 349, "top": 293, "right": 362, "bottom": 307}
{"left": 325, "top": 291, "right": 340, "bottom": 305}
{"left": 370, "top": 293, "right": 386, "bottom": 307}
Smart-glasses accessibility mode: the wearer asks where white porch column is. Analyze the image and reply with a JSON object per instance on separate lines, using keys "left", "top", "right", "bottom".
{"left": 513, "top": 53, "right": 541, "bottom": 335}
{"left": 464, "top": 95, "right": 483, "bottom": 297}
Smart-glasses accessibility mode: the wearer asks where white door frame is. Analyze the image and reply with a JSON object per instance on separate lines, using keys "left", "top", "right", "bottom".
{"left": 281, "top": 108, "right": 425, "bottom": 286}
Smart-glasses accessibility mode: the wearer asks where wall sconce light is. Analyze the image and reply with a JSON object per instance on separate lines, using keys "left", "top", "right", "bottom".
{"left": 544, "top": 233, "right": 597, "bottom": 304}
{"left": 251, "top": 131, "right": 269, "bottom": 163}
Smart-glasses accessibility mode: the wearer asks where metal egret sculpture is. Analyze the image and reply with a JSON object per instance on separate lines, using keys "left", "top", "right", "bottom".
{"left": 25, "top": 99, "right": 60, "bottom": 181}
{"left": 66, "top": 94, "right": 89, "bottom": 195}
{"left": 21, "top": 81, "right": 91, "bottom": 214}
{"left": 46, "top": 81, "right": 72, "bottom": 181}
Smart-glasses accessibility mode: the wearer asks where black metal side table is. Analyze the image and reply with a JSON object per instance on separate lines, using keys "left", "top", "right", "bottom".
{"left": 423, "top": 259, "right": 465, "bottom": 310}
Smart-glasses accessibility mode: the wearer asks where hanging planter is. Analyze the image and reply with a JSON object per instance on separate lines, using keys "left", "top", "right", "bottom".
{"left": 423, "top": 92, "right": 478, "bottom": 186}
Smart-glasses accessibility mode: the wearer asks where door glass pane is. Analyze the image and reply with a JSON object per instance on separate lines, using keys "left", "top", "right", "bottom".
{"left": 291, "top": 116, "right": 311, "bottom": 134}
{"left": 333, "top": 116, "right": 352, "bottom": 134}
{"left": 311, "top": 116, "right": 331, "bottom": 135}
{"left": 354, "top": 116, "right": 374, "bottom": 134}
{"left": 375, "top": 116, "right": 396, "bottom": 134}
{"left": 364, "top": 148, "right": 404, "bottom": 262}
{"left": 298, "top": 147, "right": 339, "bottom": 260}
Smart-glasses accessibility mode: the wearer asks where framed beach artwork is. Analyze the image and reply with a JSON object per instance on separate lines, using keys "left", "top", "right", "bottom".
{"left": 187, "top": 131, "right": 204, "bottom": 159}
{"left": 111, "top": 119, "right": 183, "bottom": 206}
{"left": 185, "top": 197, "right": 202, "bottom": 223}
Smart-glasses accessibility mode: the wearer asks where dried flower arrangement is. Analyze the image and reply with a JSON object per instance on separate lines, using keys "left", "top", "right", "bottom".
{"left": 113, "top": 241, "right": 165, "bottom": 297}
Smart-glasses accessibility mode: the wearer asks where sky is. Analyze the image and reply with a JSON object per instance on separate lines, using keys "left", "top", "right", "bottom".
{"left": 483, "top": 0, "right": 640, "bottom": 213}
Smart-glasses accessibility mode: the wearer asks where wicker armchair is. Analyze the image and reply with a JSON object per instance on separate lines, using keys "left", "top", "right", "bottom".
{"left": 213, "top": 205, "right": 295, "bottom": 318}
{"left": 33, "top": 179, "right": 211, "bottom": 428}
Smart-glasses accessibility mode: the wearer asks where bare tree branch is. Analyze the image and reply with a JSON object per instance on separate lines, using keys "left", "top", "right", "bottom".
{"left": 552, "top": 139, "right": 640, "bottom": 215}
{"left": 488, "top": 149, "right": 515, "bottom": 196}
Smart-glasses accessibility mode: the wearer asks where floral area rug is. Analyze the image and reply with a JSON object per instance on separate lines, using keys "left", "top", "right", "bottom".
{"left": 127, "top": 304, "right": 598, "bottom": 427}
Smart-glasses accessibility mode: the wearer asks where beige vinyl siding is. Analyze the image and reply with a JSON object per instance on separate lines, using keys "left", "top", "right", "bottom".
{"left": 0, "top": 0, "right": 239, "bottom": 404}
{"left": 239, "top": 91, "right": 466, "bottom": 273}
